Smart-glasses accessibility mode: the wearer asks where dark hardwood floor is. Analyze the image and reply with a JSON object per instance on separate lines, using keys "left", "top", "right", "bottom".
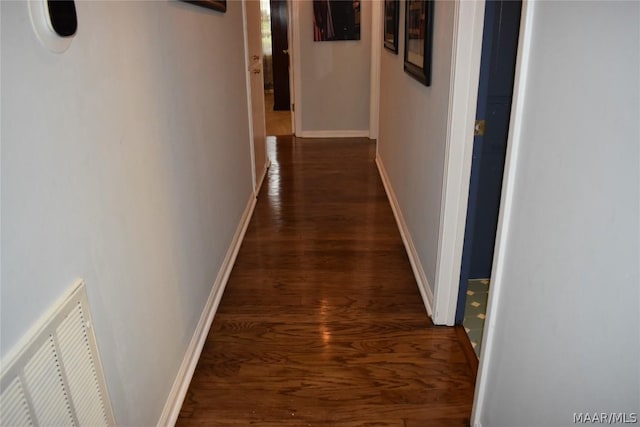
{"left": 177, "top": 136, "right": 476, "bottom": 426}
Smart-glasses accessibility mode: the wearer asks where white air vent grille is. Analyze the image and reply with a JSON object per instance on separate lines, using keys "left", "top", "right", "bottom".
{"left": 57, "top": 302, "right": 109, "bottom": 426}
{"left": 1, "top": 378, "right": 33, "bottom": 426}
{"left": 23, "top": 336, "right": 75, "bottom": 425}
{"left": 1, "top": 280, "right": 115, "bottom": 426}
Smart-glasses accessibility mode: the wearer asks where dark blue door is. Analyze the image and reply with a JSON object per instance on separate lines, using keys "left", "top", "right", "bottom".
{"left": 455, "top": 0, "right": 522, "bottom": 324}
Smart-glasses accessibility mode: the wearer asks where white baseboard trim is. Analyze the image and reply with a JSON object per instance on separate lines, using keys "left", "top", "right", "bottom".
{"left": 375, "top": 156, "right": 434, "bottom": 318}
{"left": 255, "top": 159, "right": 271, "bottom": 196}
{"left": 157, "top": 193, "right": 257, "bottom": 427}
{"left": 296, "top": 130, "right": 370, "bottom": 139}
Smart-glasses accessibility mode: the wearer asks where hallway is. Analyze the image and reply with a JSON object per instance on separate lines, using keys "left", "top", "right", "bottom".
{"left": 176, "top": 137, "right": 476, "bottom": 425}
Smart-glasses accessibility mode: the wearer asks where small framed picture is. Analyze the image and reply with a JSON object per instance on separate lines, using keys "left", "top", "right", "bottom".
{"left": 183, "top": 0, "right": 226, "bottom": 13}
{"left": 313, "top": 0, "right": 361, "bottom": 41}
{"left": 404, "top": 0, "right": 434, "bottom": 86}
{"left": 384, "top": 0, "right": 399, "bottom": 54}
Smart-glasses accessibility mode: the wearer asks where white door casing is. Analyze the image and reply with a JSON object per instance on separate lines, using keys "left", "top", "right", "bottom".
{"left": 243, "top": 0, "right": 268, "bottom": 192}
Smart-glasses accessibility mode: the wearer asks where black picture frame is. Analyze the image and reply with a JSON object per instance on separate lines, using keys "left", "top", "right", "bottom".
{"left": 404, "top": 0, "right": 434, "bottom": 86}
{"left": 384, "top": 0, "right": 399, "bottom": 53}
{"left": 183, "top": 0, "right": 226, "bottom": 13}
{"left": 313, "top": 0, "right": 361, "bottom": 41}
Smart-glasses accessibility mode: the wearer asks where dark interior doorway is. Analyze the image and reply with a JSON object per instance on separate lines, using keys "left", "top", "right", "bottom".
{"left": 269, "top": 0, "right": 290, "bottom": 111}
{"left": 260, "top": 0, "right": 291, "bottom": 135}
{"left": 456, "top": 0, "right": 522, "bottom": 357}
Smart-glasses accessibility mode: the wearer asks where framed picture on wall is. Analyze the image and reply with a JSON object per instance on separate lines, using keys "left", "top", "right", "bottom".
{"left": 313, "top": 0, "right": 361, "bottom": 41}
{"left": 404, "top": 0, "right": 434, "bottom": 86}
{"left": 384, "top": 0, "right": 400, "bottom": 53}
{"left": 182, "top": 0, "right": 227, "bottom": 13}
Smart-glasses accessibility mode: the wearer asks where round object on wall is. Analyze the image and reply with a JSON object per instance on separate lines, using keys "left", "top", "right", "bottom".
{"left": 28, "top": 0, "right": 77, "bottom": 53}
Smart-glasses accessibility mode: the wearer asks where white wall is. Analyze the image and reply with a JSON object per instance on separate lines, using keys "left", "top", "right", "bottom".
{"left": 298, "top": 0, "right": 371, "bottom": 135}
{"left": 0, "top": 1, "right": 253, "bottom": 425}
{"left": 377, "top": 0, "right": 456, "bottom": 296}
{"left": 476, "top": 1, "right": 640, "bottom": 425}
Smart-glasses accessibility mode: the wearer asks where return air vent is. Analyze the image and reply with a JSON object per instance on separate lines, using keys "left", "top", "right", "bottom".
{"left": 1, "top": 280, "right": 115, "bottom": 426}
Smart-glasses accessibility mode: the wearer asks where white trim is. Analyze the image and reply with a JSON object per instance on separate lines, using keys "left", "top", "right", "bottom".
{"left": 157, "top": 194, "right": 257, "bottom": 427}
{"left": 241, "top": 0, "right": 257, "bottom": 192}
{"left": 291, "top": 0, "right": 303, "bottom": 137}
{"left": 254, "top": 159, "right": 271, "bottom": 197}
{"left": 369, "top": 0, "right": 382, "bottom": 140}
{"left": 296, "top": 130, "right": 370, "bottom": 139}
{"left": 376, "top": 156, "right": 434, "bottom": 318}
{"left": 471, "top": 1, "right": 535, "bottom": 424}
{"left": 432, "top": 0, "right": 485, "bottom": 325}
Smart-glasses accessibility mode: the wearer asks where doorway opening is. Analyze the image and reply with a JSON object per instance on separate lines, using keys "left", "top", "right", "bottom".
{"left": 260, "top": 0, "right": 292, "bottom": 136}
{"left": 456, "top": 0, "right": 522, "bottom": 358}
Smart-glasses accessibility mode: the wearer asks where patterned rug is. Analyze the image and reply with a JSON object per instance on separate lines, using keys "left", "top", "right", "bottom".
{"left": 463, "top": 279, "right": 490, "bottom": 358}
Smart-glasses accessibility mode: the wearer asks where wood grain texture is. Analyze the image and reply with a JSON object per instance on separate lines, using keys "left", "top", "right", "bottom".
{"left": 177, "top": 136, "right": 475, "bottom": 426}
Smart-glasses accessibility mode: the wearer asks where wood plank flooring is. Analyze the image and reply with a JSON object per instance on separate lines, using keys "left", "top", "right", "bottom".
{"left": 264, "top": 92, "right": 292, "bottom": 136}
{"left": 177, "top": 136, "right": 476, "bottom": 426}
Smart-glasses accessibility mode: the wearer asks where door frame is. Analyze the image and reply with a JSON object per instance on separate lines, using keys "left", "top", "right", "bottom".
{"left": 452, "top": 0, "right": 498, "bottom": 326}
{"left": 291, "top": 0, "right": 302, "bottom": 137}
{"left": 455, "top": 0, "right": 522, "bottom": 325}
{"left": 433, "top": 0, "right": 531, "bottom": 325}
{"left": 431, "top": 0, "right": 486, "bottom": 325}
{"left": 471, "top": 2, "right": 534, "bottom": 424}
{"left": 241, "top": 0, "right": 258, "bottom": 192}
{"left": 242, "top": 0, "right": 271, "bottom": 194}
{"left": 291, "top": 0, "right": 382, "bottom": 139}
{"left": 369, "top": 0, "right": 382, "bottom": 140}
{"left": 427, "top": 0, "right": 534, "bottom": 422}
{"left": 286, "top": 0, "right": 296, "bottom": 134}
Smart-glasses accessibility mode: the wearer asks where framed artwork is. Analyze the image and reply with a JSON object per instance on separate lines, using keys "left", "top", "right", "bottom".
{"left": 183, "top": 0, "right": 227, "bottom": 13}
{"left": 384, "top": 0, "right": 399, "bottom": 53}
{"left": 404, "top": 0, "right": 434, "bottom": 86}
{"left": 313, "top": 0, "right": 361, "bottom": 41}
